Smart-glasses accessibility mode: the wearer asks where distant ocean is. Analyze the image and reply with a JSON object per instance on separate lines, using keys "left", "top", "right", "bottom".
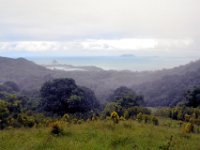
{"left": 28, "top": 56, "right": 197, "bottom": 71}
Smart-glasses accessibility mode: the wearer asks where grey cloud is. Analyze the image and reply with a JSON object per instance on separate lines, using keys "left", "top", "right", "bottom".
{"left": 0, "top": 0, "right": 200, "bottom": 40}
{"left": 0, "top": 0, "right": 200, "bottom": 58}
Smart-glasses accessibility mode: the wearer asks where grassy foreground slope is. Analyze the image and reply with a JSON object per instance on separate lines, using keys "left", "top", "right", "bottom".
{"left": 1, "top": 120, "right": 200, "bottom": 150}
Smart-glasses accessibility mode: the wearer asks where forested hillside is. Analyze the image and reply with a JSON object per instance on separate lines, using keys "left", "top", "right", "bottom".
{"left": 0, "top": 56, "right": 200, "bottom": 106}
{"left": 134, "top": 61, "right": 200, "bottom": 106}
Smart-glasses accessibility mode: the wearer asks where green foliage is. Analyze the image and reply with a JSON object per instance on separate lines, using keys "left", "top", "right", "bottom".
{"left": 123, "top": 110, "right": 129, "bottom": 119}
{"left": 110, "top": 136, "right": 136, "bottom": 149}
{"left": 152, "top": 116, "right": 159, "bottom": 126}
{"left": 125, "top": 107, "right": 151, "bottom": 119}
{"left": 183, "top": 86, "right": 200, "bottom": 107}
{"left": 178, "top": 121, "right": 183, "bottom": 128}
{"left": 177, "top": 110, "right": 183, "bottom": 120}
{"left": 184, "top": 123, "right": 194, "bottom": 133}
{"left": 62, "top": 114, "right": 71, "bottom": 122}
{"left": 107, "top": 86, "right": 144, "bottom": 108}
{"left": 184, "top": 114, "right": 190, "bottom": 122}
{"left": 159, "top": 135, "right": 174, "bottom": 150}
{"left": 104, "top": 102, "right": 122, "bottom": 116}
{"left": 0, "top": 100, "right": 9, "bottom": 129}
{"left": 111, "top": 111, "right": 119, "bottom": 124}
{"left": 155, "top": 107, "right": 200, "bottom": 125}
{"left": 40, "top": 78, "right": 100, "bottom": 116}
{"left": 0, "top": 99, "right": 24, "bottom": 129}
{"left": 134, "top": 113, "right": 156, "bottom": 125}
{"left": 171, "top": 109, "right": 179, "bottom": 120}
{"left": 49, "top": 121, "right": 64, "bottom": 136}
{"left": 143, "top": 114, "right": 151, "bottom": 124}
{"left": 1, "top": 120, "right": 200, "bottom": 150}
{"left": 17, "top": 113, "right": 35, "bottom": 128}
{"left": 136, "top": 112, "right": 143, "bottom": 123}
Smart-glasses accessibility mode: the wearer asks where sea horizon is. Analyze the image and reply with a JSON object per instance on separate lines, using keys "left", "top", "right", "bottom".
{"left": 26, "top": 55, "right": 199, "bottom": 71}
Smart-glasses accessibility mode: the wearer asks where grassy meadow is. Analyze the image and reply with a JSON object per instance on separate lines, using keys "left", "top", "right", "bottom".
{"left": 1, "top": 119, "right": 200, "bottom": 150}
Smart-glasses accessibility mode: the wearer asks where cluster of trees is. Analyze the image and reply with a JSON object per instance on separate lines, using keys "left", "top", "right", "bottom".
{"left": 136, "top": 112, "right": 159, "bottom": 125}
{"left": 181, "top": 86, "right": 200, "bottom": 107}
{"left": 0, "top": 98, "right": 37, "bottom": 129}
{"left": 103, "top": 86, "right": 149, "bottom": 119}
{"left": 40, "top": 81, "right": 148, "bottom": 120}
{"left": 1, "top": 77, "right": 200, "bottom": 131}
{"left": 0, "top": 81, "right": 36, "bottom": 129}
{"left": 0, "top": 78, "right": 149, "bottom": 129}
{"left": 40, "top": 78, "right": 100, "bottom": 116}
{"left": 155, "top": 107, "right": 200, "bottom": 128}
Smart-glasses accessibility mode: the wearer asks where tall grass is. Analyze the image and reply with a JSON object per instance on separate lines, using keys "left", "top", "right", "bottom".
{"left": 0, "top": 119, "right": 200, "bottom": 150}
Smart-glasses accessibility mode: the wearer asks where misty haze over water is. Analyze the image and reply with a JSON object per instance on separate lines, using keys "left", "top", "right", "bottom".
{"left": 28, "top": 56, "right": 198, "bottom": 71}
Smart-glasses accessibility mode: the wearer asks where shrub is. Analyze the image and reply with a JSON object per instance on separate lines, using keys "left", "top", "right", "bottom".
{"left": 136, "top": 112, "right": 143, "bottom": 123}
{"left": 184, "top": 114, "right": 190, "bottom": 122}
{"left": 152, "top": 116, "right": 159, "bottom": 126}
{"left": 111, "top": 111, "right": 119, "bottom": 124}
{"left": 62, "top": 114, "right": 70, "bottom": 122}
{"left": 184, "top": 123, "right": 194, "bottom": 133}
{"left": 178, "top": 121, "right": 183, "bottom": 128}
{"left": 177, "top": 110, "right": 183, "bottom": 120}
{"left": 49, "top": 121, "right": 64, "bottom": 136}
{"left": 17, "top": 114, "right": 35, "bottom": 128}
{"left": 123, "top": 110, "right": 129, "bottom": 119}
{"left": 143, "top": 115, "right": 150, "bottom": 124}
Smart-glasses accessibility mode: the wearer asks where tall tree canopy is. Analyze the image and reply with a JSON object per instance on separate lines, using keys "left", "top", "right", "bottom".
{"left": 40, "top": 78, "right": 99, "bottom": 116}
{"left": 183, "top": 87, "right": 200, "bottom": 107}
{"left": 107, "top": 86, "right": 144, "bottom": 108}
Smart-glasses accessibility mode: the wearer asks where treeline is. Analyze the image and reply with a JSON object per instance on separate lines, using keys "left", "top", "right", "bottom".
{"left": 155, "top": 107, "right": 200, "bottom": 125}
{"left": 0, "top": 78, "right": 200, "bottom": 130}
{"left": 0, "top": 78, "right": 152, "bottom": 129}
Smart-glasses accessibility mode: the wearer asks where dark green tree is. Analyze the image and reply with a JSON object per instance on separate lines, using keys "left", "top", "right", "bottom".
{"left": 107, "top": 86, "right": 144, "bottom": 108}
{"left": 40, "top": 78, "right": 99, "bottom": 116}
{"left": 183, "top": 87, "right": 200, "bottom": 107}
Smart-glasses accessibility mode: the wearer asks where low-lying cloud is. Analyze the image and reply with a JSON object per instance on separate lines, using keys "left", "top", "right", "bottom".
{"left": 0, "top": 38, "right": 197, "bottom": 57}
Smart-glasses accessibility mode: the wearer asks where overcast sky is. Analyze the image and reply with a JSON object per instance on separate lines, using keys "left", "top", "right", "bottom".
{"left": 0, "top": 0, "right": 200, "bottom": 58}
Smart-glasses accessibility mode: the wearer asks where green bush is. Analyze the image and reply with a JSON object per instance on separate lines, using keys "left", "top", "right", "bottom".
{"left": 17, "top": 113, "right": 35, "bottom": 128}
{"left": 62, "top": 114, "right": 71, "bottom": 122}
{"left": 184, "top": 114, "right": 191, "bottom": 122}
{"left": 184, "top": 123, "right": 194, "bottom": 133}
{"left": 178, "top": 121, "right": 183, "bottom": 128}
{"left": 143, "top": 115, "right": 151, "bottom": 124}
{"left": 136, "top": 112, "right": 143, "bottom": 123}
{"left": 152, "top": 116, "right": 159, "bottom": 126}
{"left": 111, "top": 111, "right": 119, "bottom": 124}
{"left": 123, "top": 110, "right": 129, "bottom": 119}
{"left": 49, "top": 121, "right": 64, "bottom": 136}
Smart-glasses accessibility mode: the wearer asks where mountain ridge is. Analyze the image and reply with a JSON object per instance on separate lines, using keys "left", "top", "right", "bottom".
{"left": 0, "top": 56, "right": 200, "bottom": 106}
